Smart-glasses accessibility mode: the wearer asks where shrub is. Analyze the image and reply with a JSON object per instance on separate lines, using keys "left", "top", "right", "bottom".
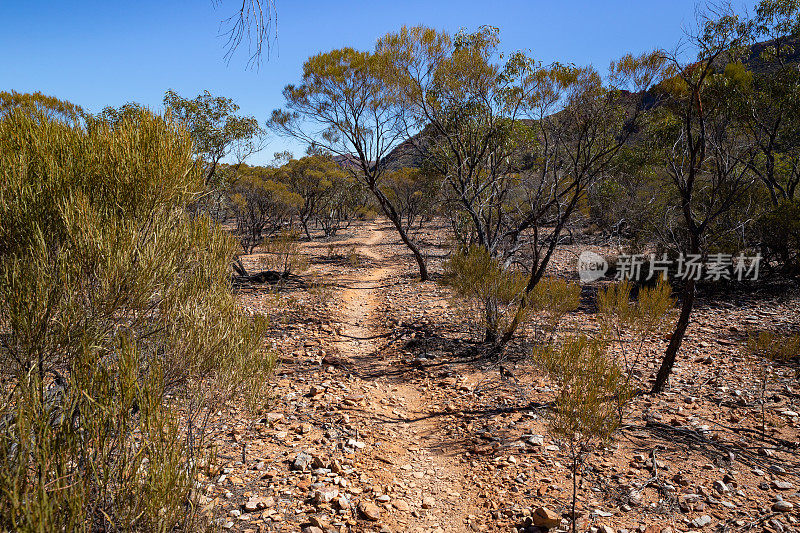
{"left": 746, "top": 330, "right": 800, "bottom": 437}
{"left": 597, "top": 279, "right": 675, "bottom": 391}
{"left": 534, "top": 335, "right": 633, "bottom": 533}
{"left": 257, "top": 229, "right": 309, "bottom": 278}
{"left": 526, "top": 276, "right": 581, "bottom": 343}
{"left": 758, "top": 199, "right": 800, "bottom": 275}
{"left": 532, "top": 281, "right": 670, "bottom": 531}
{"left": 0, "top": 102, "right": 273, "bottom": 531}
{"left": 441, "top": 246, "right": 528, "bottom": 343}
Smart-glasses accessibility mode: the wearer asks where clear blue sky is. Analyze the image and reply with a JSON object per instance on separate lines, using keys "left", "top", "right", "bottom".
{"left": 1, "top": 0, "right": 754, "bottom": 164}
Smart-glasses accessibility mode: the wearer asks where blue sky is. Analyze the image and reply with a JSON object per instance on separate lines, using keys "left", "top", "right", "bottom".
{"left": 2, "top": 1, "right": 754, "bottom": 164}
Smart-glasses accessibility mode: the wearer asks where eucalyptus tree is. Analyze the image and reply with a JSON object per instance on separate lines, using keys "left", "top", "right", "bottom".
{"left": 278, "top": 154, "right": 354, "bottom": 238}
{"left": 380, "top": 167, "right": 441, "bottom": 233}
{"left": 164, "top": 89, "right": 263, "bottom": 187}
{"left": 270, "top": 48, "right": 430, "bottom": 280}
{"left": 499, "top": 55, "right": 668, "bottom": 344}
{"left": 733, "top": 0, "right": 800, "bottom": 205}
{"left": 229, "top": 164, "right": 302, "bottom": 253}
{"left": 377, "top": 26, "right": 529, "bottom": 260}
{"left": 378, "top": 25, "right": 664, "bottom": 343}
{"left": 649, "top": 9, "right": 757, "bottom": 392}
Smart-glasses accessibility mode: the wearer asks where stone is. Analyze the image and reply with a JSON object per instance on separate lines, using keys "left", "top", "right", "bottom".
{"left": 264, "top": 412, "right": 284, "bottom": 423}
{"left": 691, "top": 515, "right": 712, "bottom": 528}
{"left": 313, "top": 488, "right": 339, "bottom": 505}
{"left": 599, "top": 526, "right": 615, "bottom": 533}
{"left": 772, "top": 500, "right": 794, "bottom": 512}
{"left": 358, "top": 501, "right": 381, "bottom": 521}
{"left": 771, "top": 480, "right": 794, "bottom": 490}
{"left": 243, "top": 500, "right": 259, "bottom": 513}
{"left": 527, "top": 435, "right": 545, "bottom": 446}
{"left": 422, "top": 496, "right": 436, "bottom": 509}
{"left": 713, "top": 480, "right": 729, "bottom": 493}
{"left": 311, "top": 455, "right": 329, "bottom": 470}
{"left": 292, "top": 451, "right": 313, "bottom": 471}
{"left": 302, "top": 527, "right": 323, "bottom": 533}
{"left": 393, "top": 499, "right": 410, "bottom": 511}
{"left": 532, "top": 506, "right": 561, "bottom": 528}
{"left": 335, "top": 495, "right": 350, "bottom": 510}
{"left": 309, "top": 515, "right": 332, "bottom": 530}
{"left": 243, "top": 496, "right": 274, "bottom": 512}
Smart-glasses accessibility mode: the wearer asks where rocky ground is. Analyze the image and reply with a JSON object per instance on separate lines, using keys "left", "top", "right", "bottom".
{"left": 198, "top": 220, "right": 799, "bottom": 533}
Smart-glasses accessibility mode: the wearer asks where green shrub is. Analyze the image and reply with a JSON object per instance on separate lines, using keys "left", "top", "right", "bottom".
{"left": 534, "top": 334, "right": 633, "bottom": 533}
{"left": 533, "top": 281, "right": 672, "bottom": 531}
{"left": 597, "top": 279, "right": 675, "bottom": 388}
{"left": 758, "top": 200, "right": 800, "bottom": 275}
{"left": 746, "top": 330, "right": 800, "bottom": 437}
{"left": 442, "top": 245, "right": 581, "bottom": 343}
{"left": 257, "top": 229, "right": 309, "bottom": 277}
{"left": 0, "top": 102, "right": 273, "bottom": 531}
{"left": 441, "top": 246, "right": 528, "bottom": 343}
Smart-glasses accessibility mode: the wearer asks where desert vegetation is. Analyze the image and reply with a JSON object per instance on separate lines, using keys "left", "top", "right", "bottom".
{"left": 2, "top": 1, "right": 800, "bottom": 532}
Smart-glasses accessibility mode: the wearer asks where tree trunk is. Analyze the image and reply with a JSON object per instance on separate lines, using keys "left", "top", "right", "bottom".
{"left": 651, "top": 277, "right": 695, "bottom": 393}
{"left": 484, "top": 297, "right": 499, "bottom": 344}
{"left": 571, "top": 454, "right": 578, "bottom": 533}
{"left": 372, "top": 187, "right": 429, "bottom": 281}
{"left": 301, "top": 216, "right": 311, "bottom": 240}
{"left": 396, "top": 222, "right": 429, "bottom": 281}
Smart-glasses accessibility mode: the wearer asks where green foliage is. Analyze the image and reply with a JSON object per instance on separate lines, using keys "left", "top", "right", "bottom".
{"left": 598, "top": 279, "right": 675, "bottom": 339}
{"left": 0, "top": 102, "right": 272, "bottom": 531}
{"left": 229, "top": 164, "right": 303, "bottom": 253}
{"left": 164, "top": 89, "right": 262, "bottom": 186}
{"left": 257, "top": 229, "right": 309, "bottom": 277}
{"left": 525, "top": 276, "right": 581, "bottom": 343}
{"left": 441, "top": 246, "right": 528, "bottom": 342}
{"left": 380, "top": 167, "right": 441, "bottom": 233}
{"left": 597, "top": 279, "right": 676, "bottom": 392}
{"left": 535, "top": 335, "right": 632, "bottom": 445}
{"left": 270, "top": 37, "right": 443, "bottom": 281}
{"left": 748, "top": 329, "right": 800, "bottom": 364}
{"left": 531, "top": 279, "right": 674, "bottom": 530}
{"left": 745, "top": 329, "right": 800, "bottom": 436}
{"left": 279, "top": 154, "right": 361, "bottom": 238}
{"left": 758, "top": 199, "right": 800, "bottom": 274}
{"left": 0, "top": 90, "right": 87, "bottom": 123}
{"left": 534, "top": 334, "right": 633, "bottom": 533}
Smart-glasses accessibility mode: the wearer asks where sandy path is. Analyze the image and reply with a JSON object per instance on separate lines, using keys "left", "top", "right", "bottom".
{"left": 335, "top": 223, "right": 477, "bottom": 532}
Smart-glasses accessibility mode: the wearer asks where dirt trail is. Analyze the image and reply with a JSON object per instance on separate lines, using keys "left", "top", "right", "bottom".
{"left": 336, "top": 223, "right": 477, "bottom": 532}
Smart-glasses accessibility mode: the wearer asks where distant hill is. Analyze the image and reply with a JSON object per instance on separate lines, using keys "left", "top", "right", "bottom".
{"left": 741, "top": 35, "right": 800, "bottom": 73}
{"left": 332, "top": 154, "right": 364, "bottom": 171}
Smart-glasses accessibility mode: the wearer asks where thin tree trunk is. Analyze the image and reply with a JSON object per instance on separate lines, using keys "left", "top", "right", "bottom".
{"left": 571, "top": 454, "right": 578, "bottom": 533}
{"left": 484, "top": 296, "right": 498, "bottom": 344}
{"left": 390, "top": 216, "right": 429, "bottom": 281}
{"left": 371, "top": 186, "right": 429, "bottom": 281}
{"left": 651, "top": 277, "right": 695, "bottom": 393}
